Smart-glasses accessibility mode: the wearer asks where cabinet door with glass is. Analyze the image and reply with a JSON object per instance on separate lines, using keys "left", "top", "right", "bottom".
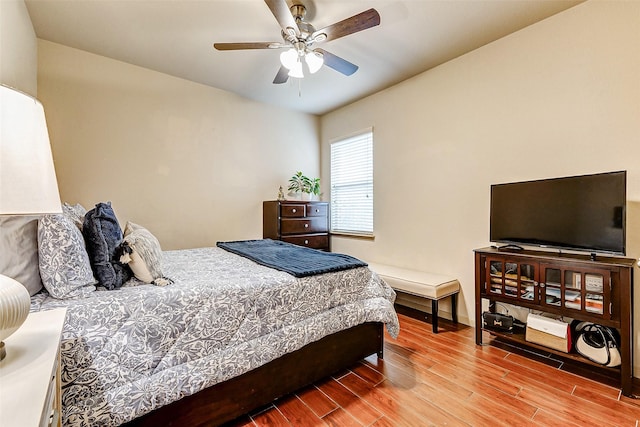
{"left": 539, "top": 263, "right": 611, "bottom": 318}
{"left": 485, "top": 257, "right": 538, "bottom": 303}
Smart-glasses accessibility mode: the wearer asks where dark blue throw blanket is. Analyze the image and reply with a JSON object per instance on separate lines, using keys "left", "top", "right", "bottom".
{"left": 216, "top": 239, "right": 367, "bottom": 278}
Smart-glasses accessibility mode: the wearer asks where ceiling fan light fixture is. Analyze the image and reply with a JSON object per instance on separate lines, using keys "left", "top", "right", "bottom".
{"left": 288, "top": 58, "right": 304, "bottom": 78}
{"left": 279, "top": 48, "right": 298, "bottom": 70}
{"left": 305, "top": 50, "right": 323, "bottom": 74}
{"left": 214, "top": 2, "right": 381, "bottom": 85}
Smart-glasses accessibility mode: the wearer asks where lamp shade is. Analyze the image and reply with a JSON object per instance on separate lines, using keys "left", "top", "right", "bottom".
{"left": 0, "top": 84, "right": 61, "bottom": 361}
{"left": 279, "top": 49, "right": 298, "bottom": 70}
{"left": 288, "top": 59, "right": 304, "bottom": 79}
{"left": 0, "top": 84, "right": 61, "bottom": 215}
{"left": 305, "top": 51, "right": 324, "bottom": 74}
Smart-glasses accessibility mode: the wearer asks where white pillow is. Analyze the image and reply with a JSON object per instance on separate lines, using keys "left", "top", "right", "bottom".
{"left": 118, "top": 222, "right": 171, "bottom": 286}
{"left": 38, "top": 214, "right": 97, "bottom": 299}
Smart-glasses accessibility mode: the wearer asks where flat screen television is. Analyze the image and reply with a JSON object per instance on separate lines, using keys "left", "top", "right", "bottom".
{"left": 490, "top": 171, "right": 626, "bottom": 255}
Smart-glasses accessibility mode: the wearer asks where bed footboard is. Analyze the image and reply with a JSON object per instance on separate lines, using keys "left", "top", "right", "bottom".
{"left": 125, "top": 322, "right": 384, "bottom": 427}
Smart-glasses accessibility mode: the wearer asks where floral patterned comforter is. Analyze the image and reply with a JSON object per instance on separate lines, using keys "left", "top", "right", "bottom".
{"left": 31, "top": 247, "right": 399, "bottom": 426}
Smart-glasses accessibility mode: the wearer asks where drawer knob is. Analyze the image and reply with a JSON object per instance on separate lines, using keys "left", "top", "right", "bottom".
{"left": 315, "top": 209, "right": 319, "bottom": 213}
{"left": 304, "top": 240, "right": 309, "bottom": 245}
{"left": 292, "top": 209, "right": 297, "bottom": 213}
{"left": 304, "top": 224, "right": 309, "bottom": 228}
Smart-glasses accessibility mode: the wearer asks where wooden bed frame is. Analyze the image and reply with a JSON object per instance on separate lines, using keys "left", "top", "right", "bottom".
{"left": 125, "top": 322, "right": 384, "bottom": 427}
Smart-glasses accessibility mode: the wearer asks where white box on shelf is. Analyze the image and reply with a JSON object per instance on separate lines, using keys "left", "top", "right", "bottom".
{"left": 525, "top": 313, "right": 572, "bottom": 353}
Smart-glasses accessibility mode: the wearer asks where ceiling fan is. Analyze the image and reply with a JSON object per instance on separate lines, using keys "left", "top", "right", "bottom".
{"left": 213, "top": 0, "right": 380, "bottom": 84}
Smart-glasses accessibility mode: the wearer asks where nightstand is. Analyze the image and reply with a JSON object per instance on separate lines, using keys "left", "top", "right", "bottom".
{"left": 0, "top": 308, "right": 67, "bottom": 427}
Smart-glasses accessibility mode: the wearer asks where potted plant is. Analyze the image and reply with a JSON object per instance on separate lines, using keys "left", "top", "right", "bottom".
{"left": 309, "top": 177, "right": 321, "bottom": 200}
{"left": 288, "top": 171, "right": 310, "bottom": 199}
{"left": 288, "top": 172, "right": 320, "bottom": 200}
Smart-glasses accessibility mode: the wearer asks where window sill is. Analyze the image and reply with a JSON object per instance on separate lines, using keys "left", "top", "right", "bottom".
{"left": 330, "top": 232, "right": 375, "bottom": 240}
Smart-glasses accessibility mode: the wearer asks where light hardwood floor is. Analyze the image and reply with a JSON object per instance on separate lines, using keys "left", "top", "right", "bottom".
{"left": 226, "top": 309, "right": 640, "bottom": 426}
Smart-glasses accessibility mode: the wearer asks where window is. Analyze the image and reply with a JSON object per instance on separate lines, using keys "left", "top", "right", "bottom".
{"left": 330, "top": 129, "right": 373, "bottom": 235}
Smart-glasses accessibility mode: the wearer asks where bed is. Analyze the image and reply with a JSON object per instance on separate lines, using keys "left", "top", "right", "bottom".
{"left": 30, "top": 243, "right": 399, "bottom": 426}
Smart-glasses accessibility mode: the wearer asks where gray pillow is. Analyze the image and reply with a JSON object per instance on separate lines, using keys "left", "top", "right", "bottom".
{"left": 117, "top": 222, "right": 172, "bottom": 286}
{"left": 83, "top": 202, "right": 132, "bottom": 290}
{"left": 62, "top": 202, "right": 87, "bottom": 231}
{"left": 0, "top": 216, "right": 43, "bottom": 295}
{"left": 38, "top": 214, "right": 97, "bottom": 299}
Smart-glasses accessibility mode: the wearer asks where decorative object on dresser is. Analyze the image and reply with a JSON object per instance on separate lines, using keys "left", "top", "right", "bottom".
{"left": 263, "top": 200, "right": 330, "bottom": 251}
{"left": 287, "top": 171, "right": 321, "bottom": 200}
{"left": 0, "top": 84, "right": 62, "bottom": 361}
{"left": 0, "top": 308, "right": 66, "bottom": 427}
{"left": 474, "top": 246, "right": 635, "bottom": 396}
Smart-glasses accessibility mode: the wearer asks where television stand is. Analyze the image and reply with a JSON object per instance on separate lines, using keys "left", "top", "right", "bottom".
{"left": 474, "top": 246, "right": 635, "bottom": 396}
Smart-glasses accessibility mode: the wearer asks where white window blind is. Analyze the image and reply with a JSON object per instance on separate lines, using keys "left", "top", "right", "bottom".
{"left": 330, "top": 130, "right": 373, "bottom": 235}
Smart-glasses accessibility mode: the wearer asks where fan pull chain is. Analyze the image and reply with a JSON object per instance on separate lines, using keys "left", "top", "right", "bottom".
{"left": 298, "top": 78, "right": 302, "bottom": 98}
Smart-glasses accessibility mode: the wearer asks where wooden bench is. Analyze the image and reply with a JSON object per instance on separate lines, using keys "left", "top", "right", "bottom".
{"left": 368, "top": 263, "right": 460, "bottom": 333}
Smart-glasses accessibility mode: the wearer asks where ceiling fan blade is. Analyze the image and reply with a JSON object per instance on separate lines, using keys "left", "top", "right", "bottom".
{"left": 315, "top": 49, "right": 358, "bottom": 76}
{"left": 273, "top": 65, "right": 289, "bottom": 84}
{"left": 264, "top": 0, "right": 300, "bottom": 37}
{"left": 214, "top": 42, "right": 282, "bottom": 50}
{"left": 312, "top": 8, "right": 380, "bottom": 43}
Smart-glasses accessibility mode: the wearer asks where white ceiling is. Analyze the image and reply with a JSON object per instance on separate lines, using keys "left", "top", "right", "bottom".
{"left": 25, "top": 0, "right": 582, "bottom": 115}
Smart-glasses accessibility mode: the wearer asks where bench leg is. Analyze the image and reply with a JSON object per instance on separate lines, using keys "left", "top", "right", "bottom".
{"left": 430, "top": 294, "right": 458, "bottom": 333}
{"left": 431, "top": 299, "right": 439, "bottom": 333}
{"left": 451, "top": 293, "right": 458, "bottom": 324}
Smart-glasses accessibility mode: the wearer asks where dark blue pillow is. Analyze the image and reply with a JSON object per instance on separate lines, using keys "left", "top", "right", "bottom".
{"left": 82, "top": 202, "right": 132, "bottom": 290}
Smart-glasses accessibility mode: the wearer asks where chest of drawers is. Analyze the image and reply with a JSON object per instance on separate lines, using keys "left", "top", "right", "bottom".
{"left": 263, "top": 200, "right": 330, "bottom": 251}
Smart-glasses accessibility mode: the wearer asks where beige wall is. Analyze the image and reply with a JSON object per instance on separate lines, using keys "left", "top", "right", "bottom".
{"left": 321, "top": 1, "right": 640, "bottom": 375}
{"left": 0, "top": 0, "right": 37, "bottom": 94}
{"left": 21, "top": 0, "right": 640, "bottom": 377}
{"left": 37, "top": 40, "right": 320, "bottom": 250}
